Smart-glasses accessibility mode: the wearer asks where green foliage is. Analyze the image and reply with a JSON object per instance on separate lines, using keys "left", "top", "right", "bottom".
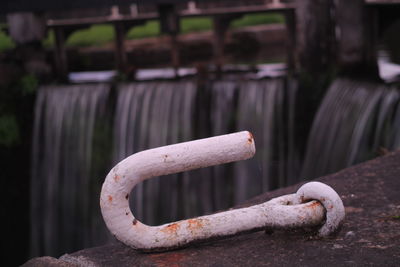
{"left": 0, "top": 114, "right": 20, "bottom": 147}
{"left": 180, "top": 17, "right": 213, "bottom": 34}
{"left": 67, "top": 24, "right": 115, "bottom": 47}
{"left": 231, "top": 13, "right": 285, "bottom": 28}
{"left": 127, "top": 20, "right": 160, "bottom": 39}
{"left": 0, "top": 74, "right": 38, "bottom": 147}
{"left": 19, "top": 74, "right": 38, "bottom": 95}
{"left": 44, "top": 24, "right": 116, "bottom": 48}
{"left": 42, "top": 30, "right": 55, "bottom": 48}
{"left": 0, "top": 29, "right": 15, "bottom": 52}
{"left": 6, "top": 13, "right": 284, "bottom": 50}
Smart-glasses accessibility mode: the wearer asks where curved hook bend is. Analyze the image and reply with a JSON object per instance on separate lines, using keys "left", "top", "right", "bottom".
{"left": 100, "top": 131, "right": 344, "bottom": 251}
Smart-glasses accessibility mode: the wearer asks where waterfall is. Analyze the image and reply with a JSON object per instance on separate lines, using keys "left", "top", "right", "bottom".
{"left": 232, "top": 79, "right": 287, "bottom": 202}
{"left": 211, "top": 77, "right": 301, "bottom": 200}
{"left": 112, "top": 78, "right": 299, "bottom": 225}
{"left": 113, "top": 81, "right": 198, "bottom": 225}
{"left": 30, "top": 77, "right": 298, "bottom": 256}
{"left": 301, "top": 78, "right": 400, "bottom": 179}
{"left": 31, "top": 84, "right": 111, "bottom": 257}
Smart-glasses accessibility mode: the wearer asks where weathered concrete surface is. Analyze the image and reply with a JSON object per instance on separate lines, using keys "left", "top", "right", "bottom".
{"left": 21, "top": 256, "right": 75, "bottom": 267}
{"left": 23, "top": 151, "right": 400, "bottom": 266}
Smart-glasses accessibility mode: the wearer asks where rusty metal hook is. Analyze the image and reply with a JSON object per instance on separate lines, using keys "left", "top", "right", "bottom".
{"left": 100, "top": 131, "right": 345, "bottom": 251}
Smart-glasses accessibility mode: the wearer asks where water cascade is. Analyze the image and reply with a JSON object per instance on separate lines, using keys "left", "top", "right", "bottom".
{"left": 301, "top": 78, "right": 400, "bottom": 179}
{"left": 30, "top": 77, "right": 298, "bottom": 256}
{"left": 113, "top": 81, "right": 198, "bottom": 225}
{"left": 232, "top": 79, "right": 299, "bottom": 203}
{"left": 31, "top": 84, "right": 111, "bottom": 257}
{"left": 112, "top": 78, "right": 299, "bottom": 224}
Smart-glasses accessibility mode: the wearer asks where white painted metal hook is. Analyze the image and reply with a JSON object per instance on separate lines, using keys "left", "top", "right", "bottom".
{"left": 100, "top": 131, "right": 345, "bottom": 251}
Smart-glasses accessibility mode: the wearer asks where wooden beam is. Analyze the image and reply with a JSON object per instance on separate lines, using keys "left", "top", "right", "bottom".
{"left": 212, "top": 15, "right": 240, "bottom": 76}
{"left": 336, "top": 0, "right": 379, "bottom": 78}
{"left": 159, "top": 4, "right": 181, "bottom": 76}
{"left": 284, "top": 9, "right": 296, "bottom": 71}
{"left": 47, "top": 3, "right": 295, "bottom": 29}
{"left": 296, "top": 0, "right": 336, "bottom": 75}
{"left": 114, "top": 22, "right": 127, "bottom": 72}
{"left": 54, "top": 27, "right": 68, "bottom": 81}
{"left": 53, "top": 25, "right": 89, "bottom": 80}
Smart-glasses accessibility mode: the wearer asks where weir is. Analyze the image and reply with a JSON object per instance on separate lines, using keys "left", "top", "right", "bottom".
{"left": 302, "top": 78, "right": 400, "bottom": 179}
{"left": 30, "top": 77, "right": 300, "bottom": 257}
{"left": 31, "top": 84, "right": 112, "bottom": 257}
{"left": 30, "top": 75, "right": 400, "bottom": 257}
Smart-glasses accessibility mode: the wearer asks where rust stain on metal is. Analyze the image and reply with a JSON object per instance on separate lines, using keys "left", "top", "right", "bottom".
{"left": 108, "top": 195, "right": 113, "bottom": 202}
{"left": 114, "top": 174, "right": 120, "bottom": 182}
{"left": 187, "top": 219, "right": 204, "bottom": 231}
{"left": 161, "top": 223, "right": 180, "bottom": 235}
{"left": 132, "top": 219, "right": 138, "bottom": 225}
{"left": 308, "top": 201, "right": 321, "bottom": 209}
{"left": 247, "top": 132, "right": 254, "bottom": 144}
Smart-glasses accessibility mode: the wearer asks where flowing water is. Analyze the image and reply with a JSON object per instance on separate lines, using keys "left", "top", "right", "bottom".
{"left": 31, "top": 84, "right": 111, "bottom": 257}
{"left": 30, "top": 77, "right": 298, "bottom": 256}
{"left": 113, "top": 81, "right": 198, "bottom": 225}
{"left": 301, "top": 78, "right": 400, "bottom": 179}
{"left": 112, "top": 78, "right": 298, "bottom": 224}
{"left": 31, "top": 77, "right": 400, "bottom": 257}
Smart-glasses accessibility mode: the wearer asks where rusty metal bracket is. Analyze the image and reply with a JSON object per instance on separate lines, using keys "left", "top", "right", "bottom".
{"left": 100, "top": 131, "right": 345, "bottom": 251}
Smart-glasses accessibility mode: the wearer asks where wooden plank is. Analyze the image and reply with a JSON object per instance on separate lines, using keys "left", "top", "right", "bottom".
{"left": 212, "top": 15, "right": 239, "bottom": 75}
{"left": 47, "top": 13, "right": 157, "bottom": 28}
{"left": 47, "top": 3, "right": 295, "bottom": 29}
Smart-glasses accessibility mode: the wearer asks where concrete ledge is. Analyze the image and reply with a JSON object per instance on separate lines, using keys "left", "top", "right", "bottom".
{"left": 21, "top": 256, "right": 75, "bottom": 267}
{"left": 23, "top": 151, "right": 400, "bottom": 266}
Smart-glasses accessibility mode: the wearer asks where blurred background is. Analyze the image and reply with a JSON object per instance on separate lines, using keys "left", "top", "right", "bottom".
{"left": 1, "top": 0, "right": 399, "bottom": 265}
